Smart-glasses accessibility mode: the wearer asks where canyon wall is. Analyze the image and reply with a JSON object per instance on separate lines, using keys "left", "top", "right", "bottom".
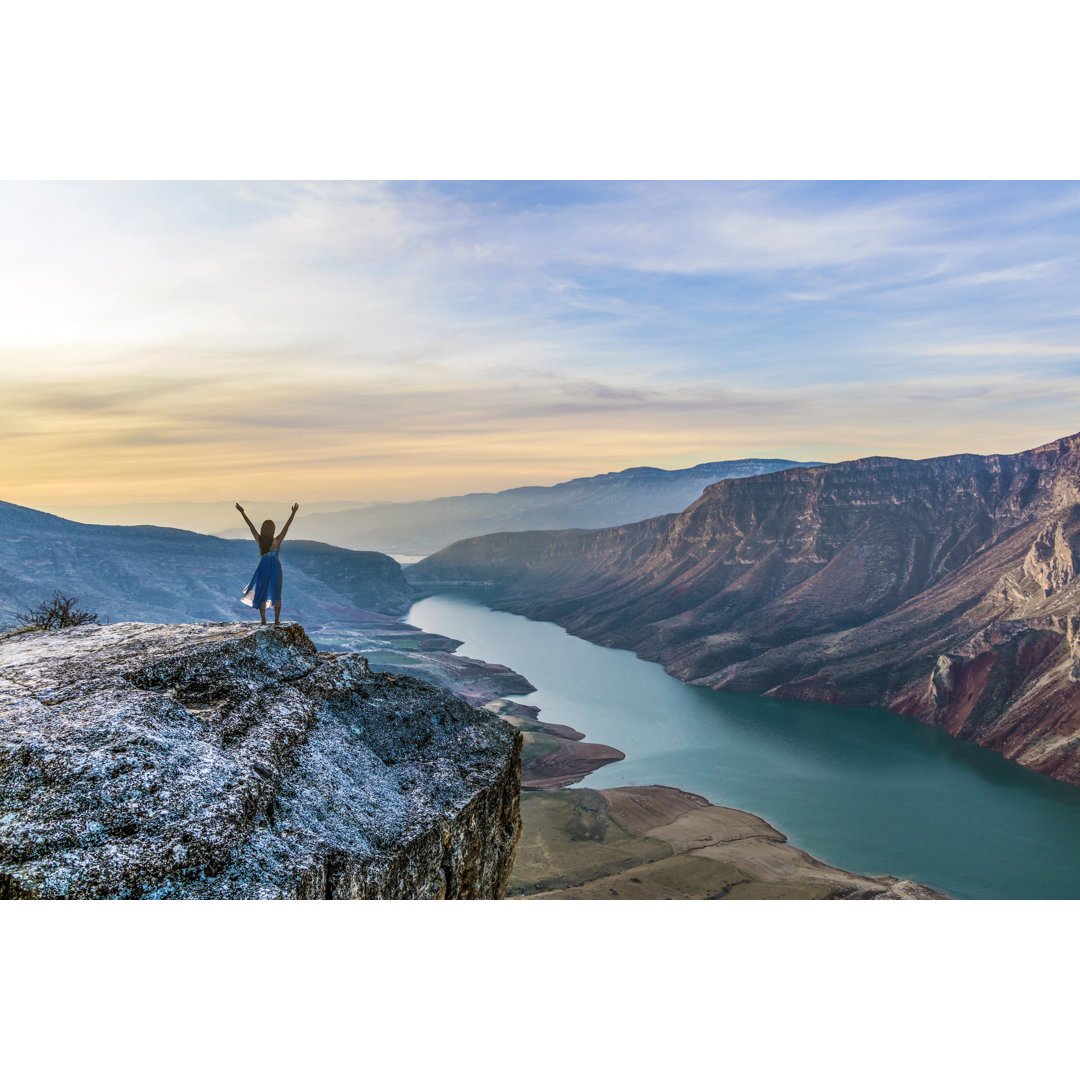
{"left": 410, "top": 432, "right": 1080, "bottom": 784}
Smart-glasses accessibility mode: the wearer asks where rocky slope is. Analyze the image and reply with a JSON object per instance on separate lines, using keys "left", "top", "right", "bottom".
{"left": 226, "top": 458, "right": 821, "bottom": 554}
{"left": 410, "top": 431, "right": 1080, "bottom": 785}
{"left": 0, "top": 501, "right": 410, "bottom": 631}
{"left": 0, "top": 622, "right": 521, "bottom": 899}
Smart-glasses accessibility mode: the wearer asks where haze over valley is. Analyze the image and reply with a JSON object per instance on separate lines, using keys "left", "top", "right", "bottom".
{"left": 228, "top": 458, "right": 823, "bottom": 552}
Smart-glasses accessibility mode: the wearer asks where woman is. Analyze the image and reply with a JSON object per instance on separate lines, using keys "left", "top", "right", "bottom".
{"left": 236, "top": 502, "right": 299, "bottom": 625}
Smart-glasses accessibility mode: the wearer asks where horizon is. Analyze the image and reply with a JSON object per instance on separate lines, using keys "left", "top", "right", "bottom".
{"left": 20, "top": 423, "right": 1080, "bottom": 517}
{"left": 28, "top": 452, "right": 824, "bottom": 513}
{"left": 4, "top": 181, "right": 1080, "bottom": 506}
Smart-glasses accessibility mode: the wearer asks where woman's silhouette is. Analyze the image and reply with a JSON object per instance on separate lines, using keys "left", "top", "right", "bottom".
{"left": 236, "top": 502, "right": 299, "bottom": 625}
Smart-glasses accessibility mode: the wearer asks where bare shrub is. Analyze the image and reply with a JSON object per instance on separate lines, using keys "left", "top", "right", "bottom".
{"left": 15, "top": 592, "right": 100, "bottom": 630}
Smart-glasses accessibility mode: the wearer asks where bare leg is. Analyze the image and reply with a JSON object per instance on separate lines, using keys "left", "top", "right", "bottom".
{"left": 260, "top": 604, "right": 267, "bottom": 625}
{"left": 273, "top": 603, "right": 281, "bottom": 625}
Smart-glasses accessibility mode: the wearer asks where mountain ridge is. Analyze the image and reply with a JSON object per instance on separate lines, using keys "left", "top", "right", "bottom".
{"left": 219, "top": 457, "right": 824, "bottom": 553}
{"left": 0, "top": 500, "right": 410, "bottom": 632}
{"left": 30, "top": 500, "right": 374, "bottom": 536}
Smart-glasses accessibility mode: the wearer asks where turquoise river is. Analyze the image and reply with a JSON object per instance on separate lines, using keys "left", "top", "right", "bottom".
{"left": 408, "top": 592, "right": 1080, "bottom": 900}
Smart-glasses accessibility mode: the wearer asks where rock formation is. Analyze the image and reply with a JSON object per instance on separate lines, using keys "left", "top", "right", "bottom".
{"left": 409, "top": 431, "right": 1080, "bottom": 785}
{"left": 0, "top": 622, "right": 521, "bottom": 899}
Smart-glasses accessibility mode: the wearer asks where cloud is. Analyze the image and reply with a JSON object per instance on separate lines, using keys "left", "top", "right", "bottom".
{"left": 948, "top": 259, "right": 1069, "bottom": 287}
{"left": 917, "top": 342, "right": 1080, "bottom": 358}
{"left": 3, "top": 349, "right": 1079, "bottom": 505}
{"left": 2, "top": 181, "right": 1080, "bottom": 503}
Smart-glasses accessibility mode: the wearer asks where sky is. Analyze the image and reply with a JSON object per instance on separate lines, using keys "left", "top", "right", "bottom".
{"left": 3, "top": 179, "right": 1080, "bottom": 507}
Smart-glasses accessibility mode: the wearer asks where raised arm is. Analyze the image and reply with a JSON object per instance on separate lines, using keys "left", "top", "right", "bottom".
{"left": 235, "top": 502, "right": 261, "bottom": 543}
{"left": 276, "top": 503, "right": 299, "bottom": 544}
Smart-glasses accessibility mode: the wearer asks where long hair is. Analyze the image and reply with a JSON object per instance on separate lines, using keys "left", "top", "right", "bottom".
{"left": 259, "top": 519, "right": 276, "bottom": 554}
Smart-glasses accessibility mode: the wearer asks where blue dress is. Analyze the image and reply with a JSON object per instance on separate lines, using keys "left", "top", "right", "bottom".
{"left": 241, "top": 548, "right": 283, "bottom": 609}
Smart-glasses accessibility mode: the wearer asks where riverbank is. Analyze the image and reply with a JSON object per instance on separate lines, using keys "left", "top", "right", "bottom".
{"left": 306, "top": 610, "right": 627, "bottom": 788}
{"left": 483, "top": 698, "right": 625, "bottom": 788}
{"left": 354, "top": 599, "right": 942, "bottom": 899}
{"left": 509, "top": 786, "right": 943, "bottom": 899}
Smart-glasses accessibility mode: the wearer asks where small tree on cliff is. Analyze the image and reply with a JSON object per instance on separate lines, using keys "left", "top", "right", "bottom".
{"left": 15, "top": 592, "right": 99, "bottom": 630}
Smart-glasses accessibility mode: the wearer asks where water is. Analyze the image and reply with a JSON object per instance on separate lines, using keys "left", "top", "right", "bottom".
{"left": 408, "top": 592, "right": 1080, "bottom": 899}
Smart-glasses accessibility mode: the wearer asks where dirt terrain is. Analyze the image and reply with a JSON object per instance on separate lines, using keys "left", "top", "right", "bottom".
{"left": 509, "top": 786, "right": 943, "bottom": 900}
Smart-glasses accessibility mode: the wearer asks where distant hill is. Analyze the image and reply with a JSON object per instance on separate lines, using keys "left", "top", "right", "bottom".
{"left": 219, "top": 459, "right": 823, "bottom": 554}
{"left": 30, "top": 500, "right": 375, "bottom": 536}
{"left": 0, "top": 502, "right": 409, "bottom": 636}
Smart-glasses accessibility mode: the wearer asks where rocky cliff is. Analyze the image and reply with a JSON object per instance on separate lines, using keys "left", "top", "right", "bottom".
{"left": 409, "top": 431, "right": 1080, "bottom": 785}
{"left": 0, "top": 622, "right": 521, "bottom": 899}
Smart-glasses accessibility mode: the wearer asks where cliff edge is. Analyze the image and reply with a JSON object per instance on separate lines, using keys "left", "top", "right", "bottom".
{"left": 0, "top": 622, "right": 521, "bottom": 899}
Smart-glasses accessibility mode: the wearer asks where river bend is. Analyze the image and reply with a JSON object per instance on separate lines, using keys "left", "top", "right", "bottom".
{"left": 409, "top": 592, "right": 1080, "bottom": 900}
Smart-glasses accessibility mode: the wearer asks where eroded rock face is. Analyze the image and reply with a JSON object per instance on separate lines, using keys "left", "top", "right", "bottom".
{"left": 1023, "top": 519, "right": 1078, "bottom": 596}
{"left": 0, "top": 622, "right": 521, "bottom": 899}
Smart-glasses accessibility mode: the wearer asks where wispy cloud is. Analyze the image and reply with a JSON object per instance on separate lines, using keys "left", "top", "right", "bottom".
{"left": 949, "top": 258, "right": 1069, "bottom": 287}
{"left": 2, "top": 181, "right": 1080, "bottom": 503}
{"left": 917, "top": 341, "right": 1080, "bottom": 357}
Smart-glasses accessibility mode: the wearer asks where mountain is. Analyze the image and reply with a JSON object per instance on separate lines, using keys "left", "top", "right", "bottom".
{"left": 409, "top": 432, "right": 1080, "bottom": 786}
{"left": 217, "top": 459, "right": 823, "bottom": 554}
{"left": 30, "top": 500, "right": 374, "bottom": 536}
{"left": 0, "top": 502, "right": 410, "bottom": 636}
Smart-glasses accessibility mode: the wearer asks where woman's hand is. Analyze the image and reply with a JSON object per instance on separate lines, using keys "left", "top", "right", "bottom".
{"left": 277, "top": 503, "right": 300, "bottom": 544}
{"left": 235, "top": 502, "right": 244, "bottom": 513}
